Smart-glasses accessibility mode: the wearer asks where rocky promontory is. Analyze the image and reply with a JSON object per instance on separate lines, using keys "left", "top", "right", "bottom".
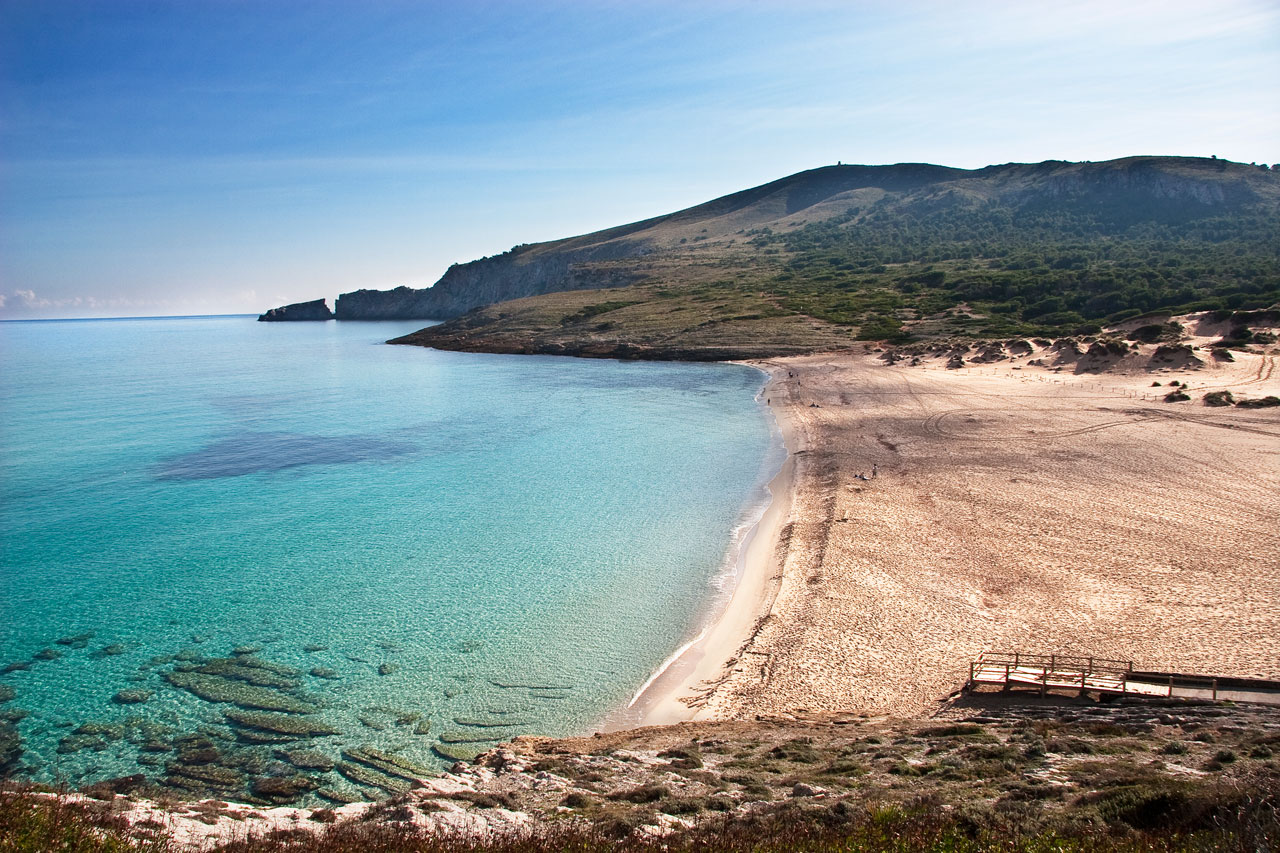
{"left": 257, "top": 299, "right": 335, "bottom": 322}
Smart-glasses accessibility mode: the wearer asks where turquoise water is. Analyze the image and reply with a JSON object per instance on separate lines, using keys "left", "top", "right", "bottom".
{"left": 0, "top": 316, "right": 780, "bottom": 802}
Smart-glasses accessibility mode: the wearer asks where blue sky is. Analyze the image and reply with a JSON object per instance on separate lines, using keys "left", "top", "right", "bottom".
{"left": 1, "top": 1, "right": 1277, "bottom": 318}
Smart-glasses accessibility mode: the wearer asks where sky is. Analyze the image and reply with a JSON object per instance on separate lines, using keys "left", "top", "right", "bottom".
{"left": 1, "top": 1, "right": 1277, "bottom": 319}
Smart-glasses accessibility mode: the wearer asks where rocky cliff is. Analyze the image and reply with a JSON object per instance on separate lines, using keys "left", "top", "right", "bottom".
{"left": 334, "top": 240, "right": 648, "bottom": 320}
{"left": 257, "top": 299, "right": 334, "bottom": 321}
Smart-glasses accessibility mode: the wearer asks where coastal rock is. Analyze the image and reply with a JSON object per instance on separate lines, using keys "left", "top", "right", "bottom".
{"left": 335, "top": 237, "right": 645, "bottom": 321}
{"left": 257, "top": 299, "right": 335, "bottom": 322}
{"left": 81, "top": 774, "right": 148, "bottom": 799}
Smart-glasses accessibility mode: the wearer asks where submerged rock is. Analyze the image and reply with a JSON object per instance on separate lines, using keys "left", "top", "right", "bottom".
{"left": 316, "top": 787, "right": 364, "bottom": 805}
{"left": 32, "top": 648, "right": 63, "bottom": 662}
{"left": 433, "top": 743, "right": 483, "bottom": 763}
{"left": 92, "top": 644, "right": 126, "bottom": 658}
{"left": 235, "top": 729, "right": 299, "bottom": 745}
{"left": 335, "top": 761, "right": 412, "bottom": 794}
{"left": 454, "top": 716, "right": 531, "bottom": 728}
{"left": 309, "top": 667, "right": 339, "bottom": 680}
{"left": 439, "top": 730, "right": 501, "bottom": 745}
{"left": 1, "top": 662, "right": 31, "bottom": 674}
{"left": 302, "top": 644, "right": 328, "bottom": 653}
{"left": 112, "top": 689, "right": 152, "bottom": 705}
{"left": 164, "top": 763, "right": 244, "bottom": 793}
{"left": 196, "top": 656, "right": 300, "bottom": 689}
{"left": 164, "top": 670, "right": 316, "bottom": 713}
{"left": 75, "top": 722, "right": 125, "bottom": 741}
{"left": 223, "top": 710, "right": 338, "bottom": 737}
{"left": 232, "top": 645, "right": 263, "bottom": 656}
{"left": 413, "top": 720, "right": 433, "bottom": 736}
{"left": 377, "top": 663, "right": 398, "bottom": 676}
{"left": 2, "top": 722, "right": 24, "bottom": 774}
{"left": 57, "top": 733, "right": 108, "bottom": 754}
{"left": 341, "top": 746, "right": 433, "bottom": 781}
{"left": 278, "top": 748, "right": 336, "bottom": 772}
{"left": 252, "top": 774, "right": 321, "bottom": 803}
{"left": 357, "top": 715, "right": 387, "bottom": 731}
{"left": 55, "top": 632, "right": 94, "bottom": 648}
{"left": 490, "top": 680, "right": 574, "bottom": 691}
{"left": 0, "top": 685, "right": 14, "bottom": 704}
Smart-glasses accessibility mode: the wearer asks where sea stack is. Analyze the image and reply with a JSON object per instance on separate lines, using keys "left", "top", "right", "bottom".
{"left": 257, "top": 299, "right": 335, "bottom": 321}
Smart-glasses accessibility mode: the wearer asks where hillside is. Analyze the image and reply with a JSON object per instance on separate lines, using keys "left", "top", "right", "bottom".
{"left": 365, "top": 156, "right": 1280, "bottom": 357}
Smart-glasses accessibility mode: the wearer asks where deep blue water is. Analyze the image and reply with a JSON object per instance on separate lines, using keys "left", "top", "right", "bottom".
{"left": 0, "top": 316, "right": 780, "bottom": 800}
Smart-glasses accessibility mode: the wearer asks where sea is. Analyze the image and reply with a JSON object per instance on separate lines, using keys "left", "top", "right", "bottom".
{"left": 0, "top": 315, "right": 781, "bottom": 802}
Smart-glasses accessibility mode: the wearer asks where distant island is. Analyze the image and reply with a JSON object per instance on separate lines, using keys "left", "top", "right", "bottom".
{"left": 260, "top": 155, "right": 1279, "bottom": 357}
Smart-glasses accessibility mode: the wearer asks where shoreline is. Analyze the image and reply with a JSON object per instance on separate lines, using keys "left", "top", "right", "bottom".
{"left": 614, "top": 362, "right": 800, "bottom": 729}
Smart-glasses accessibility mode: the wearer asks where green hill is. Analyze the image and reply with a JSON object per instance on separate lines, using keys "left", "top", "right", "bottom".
{"left": 375, "top": 156, "right": 1280, "bottom": 359}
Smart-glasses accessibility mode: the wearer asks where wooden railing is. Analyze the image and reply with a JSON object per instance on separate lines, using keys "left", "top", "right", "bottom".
{"left": 967, "top": 652, "right": 1136, "bottom": 695}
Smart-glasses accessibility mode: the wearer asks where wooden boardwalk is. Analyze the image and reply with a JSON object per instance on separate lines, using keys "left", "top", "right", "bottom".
{"left": 965, "top": 652, "right": 1280, "bottom": 704}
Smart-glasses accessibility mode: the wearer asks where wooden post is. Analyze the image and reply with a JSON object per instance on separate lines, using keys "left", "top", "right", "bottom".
{"left": 969, "top": 661, "right": 974, "bottom": 690}
{"left": 1050, "top": 654, "right": 1056, "bottom": 673}
{"left": 1168, "top": 674, "right": 1174, "bottom": 697}
{"left": 1212, "top": 678, "right": 1218, "bottom": 700}
{"left": 1003, "top": 663, "right": 1010, "bottom": 691}
{"left": 1014, "top": 652, "right": 1020, "bottom": 667}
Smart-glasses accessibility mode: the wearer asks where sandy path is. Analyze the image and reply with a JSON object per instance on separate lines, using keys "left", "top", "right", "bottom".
{"left": 647, "top": 345, "right": 1280, "bottom": 722}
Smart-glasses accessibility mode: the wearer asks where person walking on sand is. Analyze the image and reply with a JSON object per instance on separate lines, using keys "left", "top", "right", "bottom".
{"left": 872, "top": 464, "right": 878, "bottom": 479}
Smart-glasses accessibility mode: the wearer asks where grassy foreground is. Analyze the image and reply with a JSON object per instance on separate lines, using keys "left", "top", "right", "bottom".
{"left": 4, "top": 697, "right": 1278, "bottom": 852}
{"left": 3, "top": 778, "right": 1277, "bottom": 852}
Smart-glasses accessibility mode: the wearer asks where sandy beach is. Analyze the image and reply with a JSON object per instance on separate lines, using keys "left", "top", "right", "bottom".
{"left": 641, "top": 325, "right": 1280, "bottom": 724}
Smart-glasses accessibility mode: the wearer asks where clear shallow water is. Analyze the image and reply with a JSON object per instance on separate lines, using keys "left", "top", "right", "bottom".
{"left": 0, "top": 316, "right": 780, "bottom": 801}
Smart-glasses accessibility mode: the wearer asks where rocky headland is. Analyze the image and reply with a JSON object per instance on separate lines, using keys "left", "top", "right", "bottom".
{"left": 257, "top": 299, "right": 335, "bottom": 321}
